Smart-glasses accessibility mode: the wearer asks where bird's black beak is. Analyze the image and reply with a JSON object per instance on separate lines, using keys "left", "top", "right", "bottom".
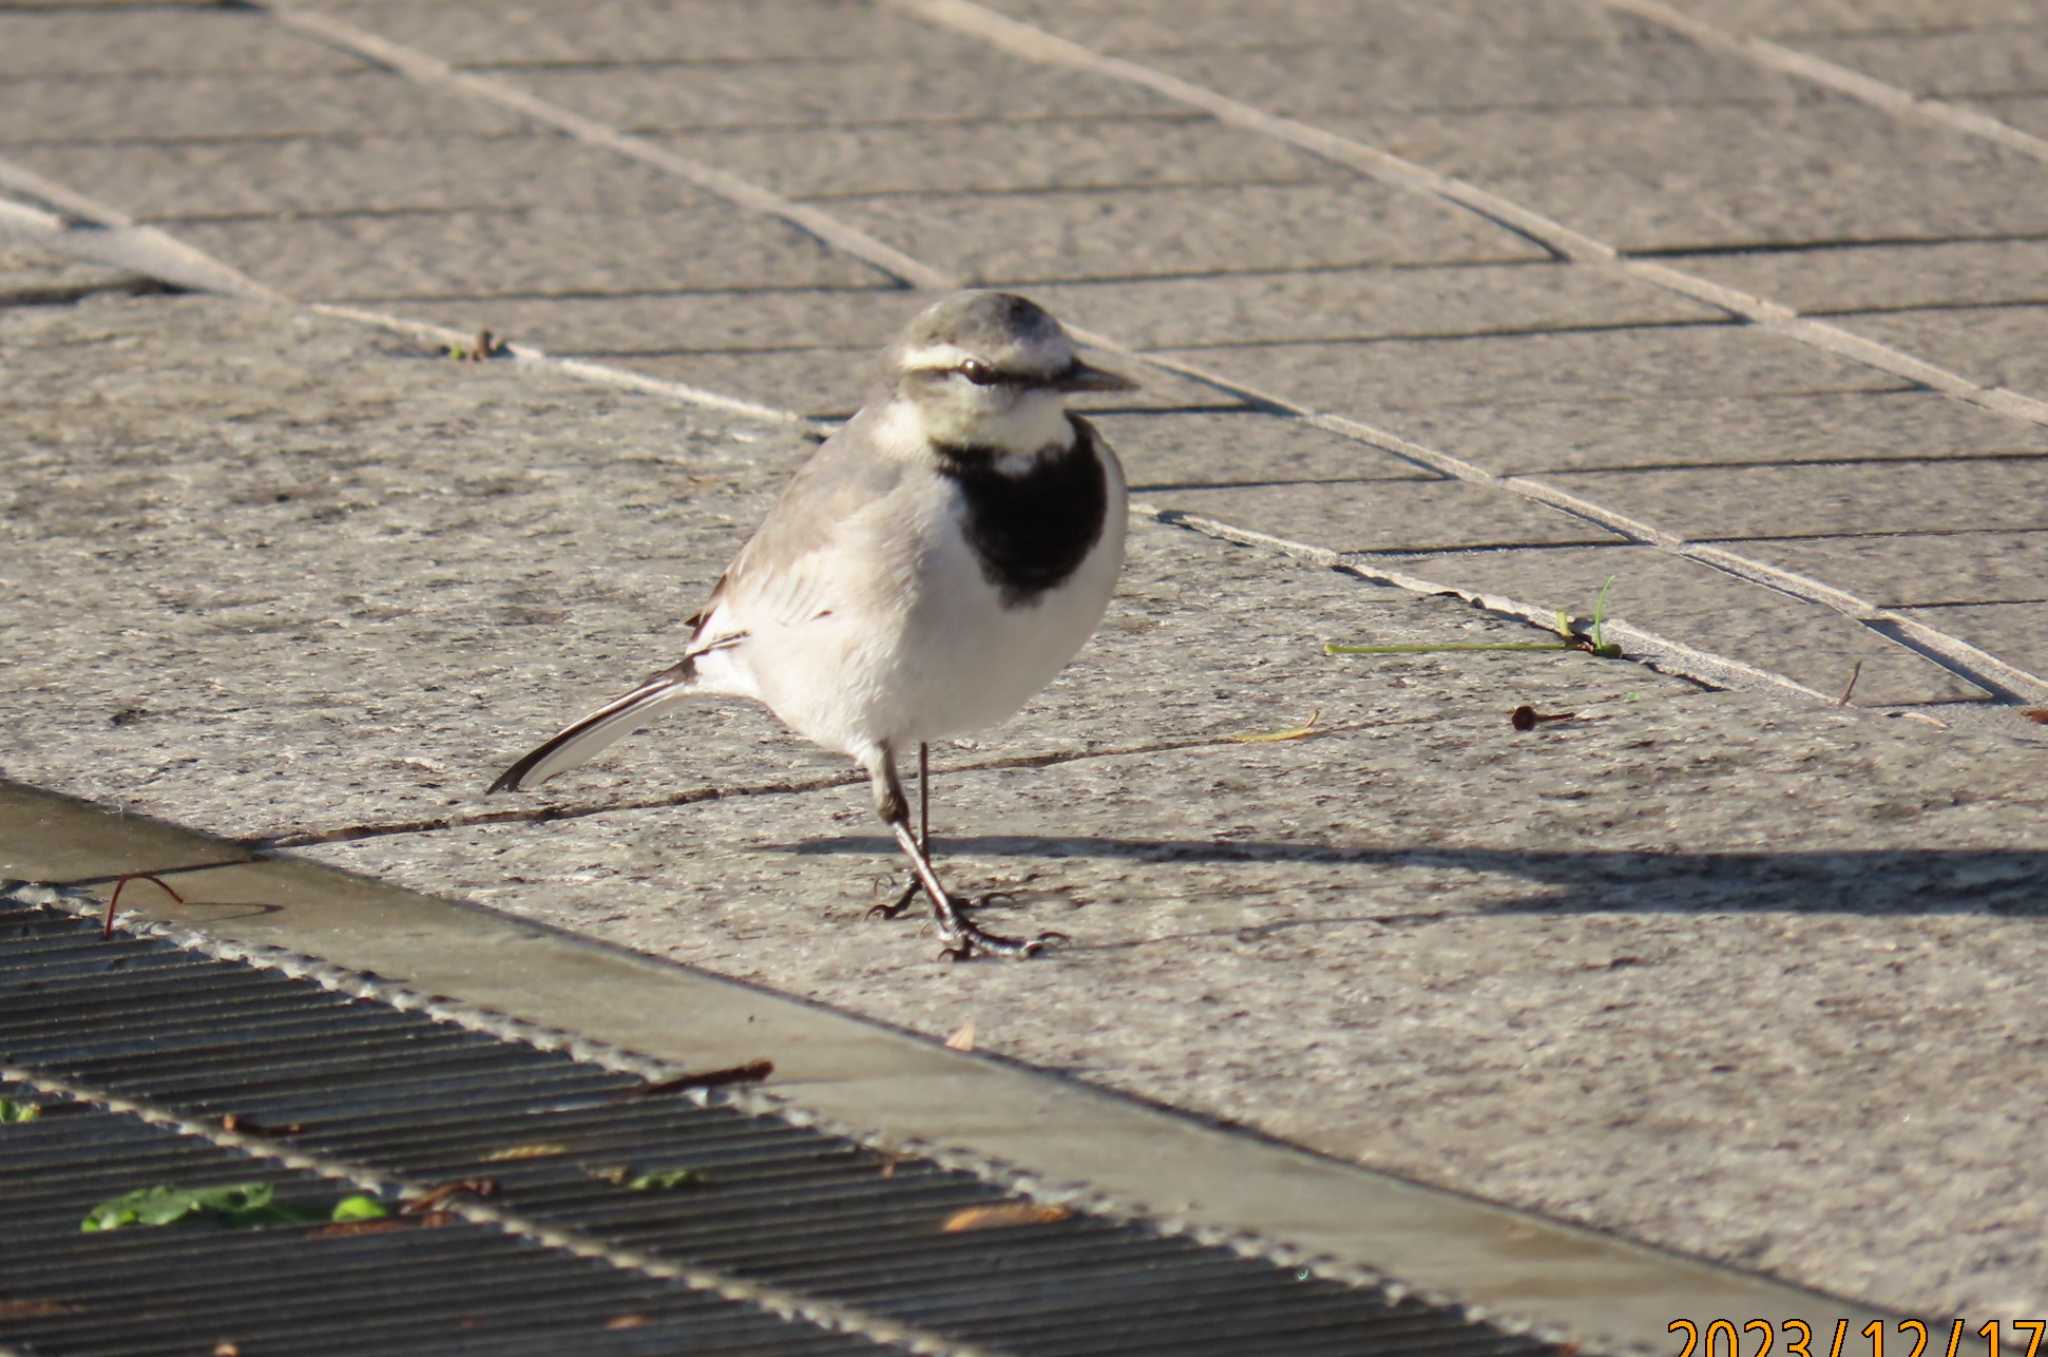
{"left": 1052, "top": 358, "right": 1140, "bottom": 393}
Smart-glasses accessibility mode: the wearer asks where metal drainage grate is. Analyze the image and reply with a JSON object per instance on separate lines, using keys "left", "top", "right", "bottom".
{"left": 1, "top": 895, "right": 1563, "bottom": 1357}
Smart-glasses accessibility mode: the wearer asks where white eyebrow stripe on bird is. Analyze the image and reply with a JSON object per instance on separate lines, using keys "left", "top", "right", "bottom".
{"left": 897, "top": 342, "right": 979, "bottom": 372}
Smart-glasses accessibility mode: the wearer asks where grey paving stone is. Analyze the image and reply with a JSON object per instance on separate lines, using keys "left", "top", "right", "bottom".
{"left": 1391, "top": 389, "right": 2048, "bottom": 475}
{"left": 653, "top": 118, "right": 1343, "bottom": 200}
{"left": 610, "top": 350, "right": 1244, "bottom": 420}
{"left": 1359, "top": 544, "right": 1990, "bottom": 703}
{"left": 313, "top": 0, "right": 961, "bottom": 66}
{"left": 1665, "top": 240, "right": 2048, "bottom": 314}
{"left": 1897, "top": 602, "right": 2048, "bottom": 679}
{"left": 1137, "top": 38, "right": 1801, "bottom": 118}
{"left": 1022, "top": 263, "right": 1721, "bottom": 349}
{"left": 1833, "top": 305, "right": 2048, "bottom": 400}
{"left": 0, "top": 73, "right": 537, "bottom": 144}
{"left": 386, "top": 288, "right": 926, "bottom": 360}
{"left": 0, "top": 292, "right": 810, "bottom": 833}
{"left": 0, "top": 7, "right": 366, "bottom": 76}
{"left": 1150, "top": 324, "right": 1901, "bottom": 414}
{"left": 989, "top": 0, "right": 1662, "bottom": 52}
{"left": 1092, "top": 410, "right": 1443, "bottom": 488}
{"left": 1474, "top": 162, "right": 2048, "bottom": 254}
{"left": 1325, "top": 102, "right": 2048, "bottom": 251}
{"left": 380, "top": 281, "right": 1575, "bottom": 371}
{"left": 1962, "top": 92, "right": 2048, "bottom": 137}
{"left": 1651, "top": 0, "right": 2042, "bottom": 36}
{"left": 1723, "top": 531, "right": 2048, "bottom": 608}
{"left": 165, "top": 204, "right": 894, "bottom": 303}
{"left": 503, "top": 47, "right": 1181, "bottom": 131}
{"left": 817, "top": 182, "right": 1549, "bottom": 284}
{"left": 1531, "top": 458, "right": 2048, "bottom": 539}
{"left": 1150, "top": 480, "right": 1628, "bottom": 553}
{"left": 1787, "top": 30, "right": 2048, "bottom": 95}
{"left": 0, "top": 134, "right": 718, "bottom": 223}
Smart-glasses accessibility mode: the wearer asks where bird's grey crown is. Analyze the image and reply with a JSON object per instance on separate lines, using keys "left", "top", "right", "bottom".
{"left": 890, "top": 291, "right": 1071, "bottom": 379}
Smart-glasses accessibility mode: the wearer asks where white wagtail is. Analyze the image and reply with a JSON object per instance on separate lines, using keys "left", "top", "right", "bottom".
{"left": 490, "top": 291, "right": 1134, "bottom": 959}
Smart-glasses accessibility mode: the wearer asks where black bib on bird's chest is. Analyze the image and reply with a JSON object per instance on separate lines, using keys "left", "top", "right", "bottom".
{"left": 935, "top": 414, "right": 1107, "bottom": 608}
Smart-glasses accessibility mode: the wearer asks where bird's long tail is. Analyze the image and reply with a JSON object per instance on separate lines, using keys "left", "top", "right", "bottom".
{"left": 488, "top": 659, "right": 695, "bottom": 793}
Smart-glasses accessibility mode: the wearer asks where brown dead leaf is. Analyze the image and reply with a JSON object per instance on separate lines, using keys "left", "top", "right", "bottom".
{"left": 605, "top": 1314, "right": 654, "bottom": 1331}
{"left": 310, "top": 1218, "right": 408, "bottom": 1239}
{"left": 2023, "top": 708, "right": 2048, "bottom": 725}
{"left": 620, "top": 1059, "right": 773, "bottom": 1098}
{"left": 941, "top": 1203, "right": 1071, "bottom": 1233}
{"left": 0, "top": 1299, "right": 80, "bottom": 1318}
{"left": 482, "top": 1142, "right": 567, "bottom": 1162}
{"left": 401, "top": 1179, "right": 497, "bottom": 1214}
{"left": 1231, "top": 708, "right": 1320, "bottom": 743}
{"left": 221, "top": 1113, "right": 304, "bottom": 1137}
{"left": 944, "top": 1020, "right": 975, "bottom": 1051}
{"left": 311, "top": 1211, "right": 457, "bottom": 1239}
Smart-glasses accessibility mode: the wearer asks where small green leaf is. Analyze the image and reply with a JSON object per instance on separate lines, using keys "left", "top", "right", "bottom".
{"left": 0, "top": 1098, "right": 42, "bottom": 1124}
{"left": 330, "top": 1195, "right": 388, "bottom": 1222}
{"left": 79, "top": 1181, "right": 340, "bottom": 1233}
{"left": 624, "top": 1168, "right": 702, "bottom": 1192}
{"left": 187, "top": 1184, "right": 275, "bottom": 1216}
{"left": 1590, "top": 574, "right": 1617, "bottom": 651}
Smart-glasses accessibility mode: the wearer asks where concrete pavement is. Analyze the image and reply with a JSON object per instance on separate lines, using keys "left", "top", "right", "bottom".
{"left": 4, "top": 0, "right": 2047, "bottom": 1338}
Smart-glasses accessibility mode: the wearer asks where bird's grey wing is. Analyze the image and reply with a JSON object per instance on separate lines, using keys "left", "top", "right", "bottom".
{"left": 694, "top": 409, "right": 906, "bottom": 640}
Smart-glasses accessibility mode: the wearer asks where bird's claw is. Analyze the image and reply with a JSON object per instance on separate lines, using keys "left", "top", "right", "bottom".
{"left": 936, "top": 923, "right": 1067, "bottom": 962}
{"left": 868, "top": 885, "right": 1020, "bottom": 924}
{"left": 864, "top": 881, "right": 920, "bottom": 922}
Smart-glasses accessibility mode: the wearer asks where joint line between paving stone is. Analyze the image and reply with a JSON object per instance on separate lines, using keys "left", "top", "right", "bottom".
{"left": 0, "top": 1059, "right": 994, "bottom": 1357}
{"left": 264, "top": 3, "right": 957, "bottom": 293}
{"left": 309, "top": 302, "right": 816, "bottom": 427}
{"left": 0, "top": 187, "right": 279, "bottom": 301}
{"left": 1141, "top": 505, "right": 1843, "bottom": 702}
{"left": 1681, "top": 547, "right": 2048, "bottom": 701}
{"left": 0, "top": 159, "right": 817, "bottom": 426}
{"left": 1598, "top": 0, "right": 2048, "bottom": 164}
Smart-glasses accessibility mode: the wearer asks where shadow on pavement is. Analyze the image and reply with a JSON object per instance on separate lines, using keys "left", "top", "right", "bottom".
{"left": 781, "top": 835, "right": 2048, "bottom": 916}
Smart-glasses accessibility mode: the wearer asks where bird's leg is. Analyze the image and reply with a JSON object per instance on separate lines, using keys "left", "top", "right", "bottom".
{"left": 861, "top": 744, "right": 1061, "bottom": 960}
{"left": 865, "top": 742, "right": 928, "bottom": 922}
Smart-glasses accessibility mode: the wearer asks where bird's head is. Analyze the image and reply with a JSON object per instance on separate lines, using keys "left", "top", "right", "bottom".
{"left": 885, "top": 291, "right": 1137, "bottom": 454}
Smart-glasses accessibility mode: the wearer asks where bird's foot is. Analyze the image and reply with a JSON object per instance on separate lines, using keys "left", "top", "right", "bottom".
{"left": 867, "top": 880, "right": 1024, "bottom": 923}
{"left": 863, "top": 878, "right": 921, "bottom": 922}
{"left": 936, "top": 899, "right": 1066, "bottom": 961}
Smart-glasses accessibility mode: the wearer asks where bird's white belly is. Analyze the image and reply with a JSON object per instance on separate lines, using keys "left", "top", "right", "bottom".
{"left": 893, "top": 511, "right": 1123, "bottom": 741}
{"left": 736, "top": 495, "right": 1123, "bottom": 754}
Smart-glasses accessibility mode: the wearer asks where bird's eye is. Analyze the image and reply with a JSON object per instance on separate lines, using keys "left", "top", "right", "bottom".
{"left": 959, "top": 359, "right": 998, "bottom": 386}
